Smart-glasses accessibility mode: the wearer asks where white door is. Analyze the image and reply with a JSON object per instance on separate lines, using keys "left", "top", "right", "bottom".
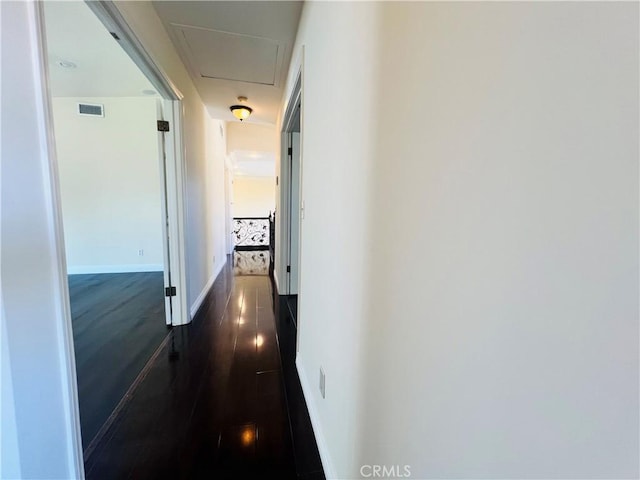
{"left": 289, "top": 131, "right": 301, "bottom": 295}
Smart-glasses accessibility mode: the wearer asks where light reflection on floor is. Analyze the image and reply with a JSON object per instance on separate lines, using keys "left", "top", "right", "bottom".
{"left": 233, "top": 250, "right": 269, "bottom": 276}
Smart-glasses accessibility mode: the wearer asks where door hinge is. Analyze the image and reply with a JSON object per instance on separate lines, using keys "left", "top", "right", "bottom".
{"left": 287, "top": 147, "right": 292, "bottom": 156}
{"left": 286, "top": 266, "right": 291, "bottom": 273}
{"left": 165, "top": 286, "right": 176, "bottom": 297}
{"left": 157, "top": 120, "right": 170, "bottom": 132}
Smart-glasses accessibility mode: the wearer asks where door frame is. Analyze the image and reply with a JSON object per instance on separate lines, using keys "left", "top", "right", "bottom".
{"left": 31, "top": 3, "right": 84, "bottom": 475}
{"left": 83, "top": 0, "right": 189, "bottom": 326}
{"left": 31, "top": 0, "right": 190, "bottom": 473}
{"left": 279, "top": 71, "right": 302, "bottom": 296}
{"left": 287, "top": 131, "right": 302, "bottom": 295}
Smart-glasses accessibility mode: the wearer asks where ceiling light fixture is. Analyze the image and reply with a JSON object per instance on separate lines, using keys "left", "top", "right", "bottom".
{"left": 230, "top": 96, "right": 252, "bottom": 121}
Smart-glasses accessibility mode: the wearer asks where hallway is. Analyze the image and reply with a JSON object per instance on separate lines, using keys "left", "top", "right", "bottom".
{"left": 83, "top": 258, "right": 304, "bottom": 479}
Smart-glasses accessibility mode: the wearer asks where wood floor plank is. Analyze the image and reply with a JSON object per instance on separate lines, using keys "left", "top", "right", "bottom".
{"left": 84, "top": 259, "right": 299, "bottom": 479}
{"left": 68, "top": 271, "right": 168, "bottom": 450}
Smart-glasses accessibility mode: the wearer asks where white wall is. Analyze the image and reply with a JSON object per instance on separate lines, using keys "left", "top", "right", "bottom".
{"left": 114, "top": 2, "right": 228, "bottom": 316}
{"left": 52, "top": 96, "right": 164, "bottom": 274}
{"left": 224, "top": 166, "right": 234, "bottom": 254}
{"left": 282, "top": 2, "right": 639, "bottom": 478}
{"left": 1, "top": 296, "right": 21, "bottom": 479}
{"left": 1, "top": 1, "right": 83, "bottom": 477}
{"left": 232, "top": 176, "right": 275, "bottom": 218}
{"left": 227, "top": 122, "right": 277, "bottom": 154}
{"left": 278, "top": 3, "right": 380, "bottom": 476}
{"left": 199, "top": 115, "right": 228, "bottom": 316}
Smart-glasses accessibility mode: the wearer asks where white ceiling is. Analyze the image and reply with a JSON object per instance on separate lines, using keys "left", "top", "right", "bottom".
{"left": 153, "top": 1, "right": 303, "bottom": 125}
{"left": 43, "top": 0, "right": 294, "bottom": 177}
{"left": 43, "top": 1, "right": 156, "bottom": 98}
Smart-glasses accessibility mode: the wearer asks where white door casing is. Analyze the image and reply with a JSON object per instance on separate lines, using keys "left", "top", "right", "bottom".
{"left": 289, "top": 130, "right": 301, "bottom": 295}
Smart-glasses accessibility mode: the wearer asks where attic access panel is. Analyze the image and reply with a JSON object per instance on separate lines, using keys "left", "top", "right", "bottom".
{"left": 174, "top": 24, "right": 280, "bottom": 85}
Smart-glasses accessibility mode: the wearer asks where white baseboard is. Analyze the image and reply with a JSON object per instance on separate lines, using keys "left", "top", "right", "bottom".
{"left": 190, "top": 257, "right": 227, "bottom": 319}
{"left": 296, "top": 356, "right": 337, "bottom": 479}
{"left": 67, "top": 264, "right": 163, "bottom": 274}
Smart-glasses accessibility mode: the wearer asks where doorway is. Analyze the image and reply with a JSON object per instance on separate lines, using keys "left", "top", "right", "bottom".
{"left": 280, "top": 72, "right": 303, "bottom": 332}
{"left": 286, "top": 109, "right": 302, "bottom": 324}
{"left": 49, "top": 94, "right": 172, "bottom": 454}
{"left": 41, "top": 0, "right": 188, "bottom": 461}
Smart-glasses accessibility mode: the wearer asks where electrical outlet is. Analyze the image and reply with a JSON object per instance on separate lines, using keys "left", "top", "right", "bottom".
{"left": 138, "top": 249, "right": 144, "bottom": 256}
{"left": 213, "top": 255, "right": 216, "bottom": 264}
{"left": 319, "top": 367, "right": 326, "bottom": 399}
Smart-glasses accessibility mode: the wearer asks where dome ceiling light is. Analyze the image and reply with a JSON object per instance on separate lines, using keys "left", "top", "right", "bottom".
{"left": 230, "top": 96, "right": 253, "bottom": 121}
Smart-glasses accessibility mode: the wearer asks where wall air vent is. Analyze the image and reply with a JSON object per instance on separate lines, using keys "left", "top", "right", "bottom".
{"left": 78, "top": 103, "right": 104, "bottom": 117}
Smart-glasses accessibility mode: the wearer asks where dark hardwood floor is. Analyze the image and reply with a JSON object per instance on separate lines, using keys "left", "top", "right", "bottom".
{"left": 275, "top": 295, "right": 324, "bottom": 480}
{"left": 286, "top": 295, "right": 298, "bottom": 326}
{"left": 68, "top": 272, "right": 168, "bottom": 451}
{"left": 83, "top": 257, "right": 324, "bottom": 479}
